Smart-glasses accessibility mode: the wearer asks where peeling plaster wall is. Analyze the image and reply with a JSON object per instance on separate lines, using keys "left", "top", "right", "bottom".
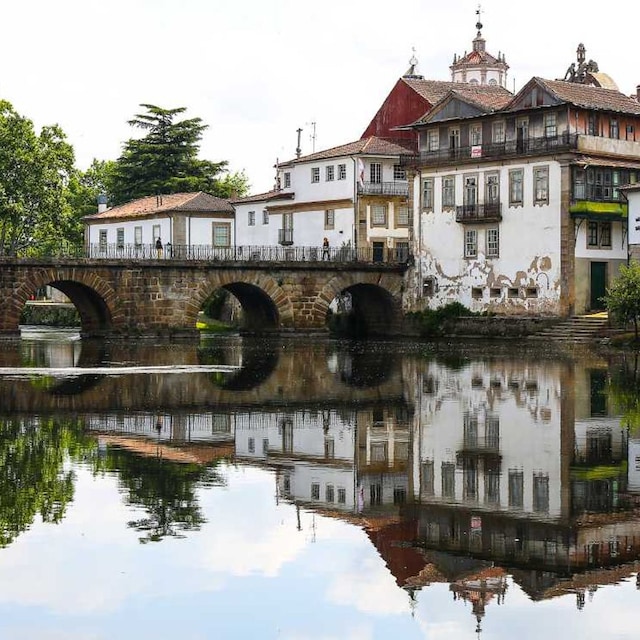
{"left": 411, "top": 161, "right": 564, "bottom": 315}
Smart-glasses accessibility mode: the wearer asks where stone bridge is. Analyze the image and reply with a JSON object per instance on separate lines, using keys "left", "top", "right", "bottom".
{"left": 0, "top": 257, "right": 409, "bottom": 337}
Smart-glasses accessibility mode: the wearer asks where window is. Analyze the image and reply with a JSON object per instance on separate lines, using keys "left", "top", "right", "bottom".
{"left": 492, "top": 121, "right": 505, "bottom": 143}
{"left": 326, "top": 165, "right": 335, "bottom": 181}
{"left": 463, "top": 175, "right": 478, "bottom": 210}
{"left": 485, "top": 173, "right": 499, "bottom": 205}
{"left": 99, "top": 229, "right": 107, "bottom": 250}
{"left": 395, "top": 205, "right": 409, "bottom": 227}
{"left": 116, "top": 228, "right": 124, "bottom": 249}
{"left": 311, "top": 483, "right": 320, "bottom": 500}
{"left": 213, "top": 223, "right": 230, "bottom": 247}
{"left": 134, "top": 226, "right": 142, "bottom": 246}
{"left": 533, "top": 473, "right": 549, "bottom": 513}
{"left": 587, "top": 221, "right": 612, "bottom": 249}
{"left": 464, "top": 229, "right": 478, "bottom": 258}
{"left": 248, "top": 210, "right": 255, "bottom": 226}
{"left": 609, "top": 117, "right": 619, "bottom": 139}
{"left": 470, "top": 124, "right": 482, "bottom": 146}
{"left": 394, "top": 165, "right": 406, "bottom": 180}
{"left": 423, "top": 276, "right": 436, "bottom": 296}
{"left": 427, "top": 129, "right": 439, "bottom": 151}
{"left": 337, "top": 163, "right": 346, "bottom": 180}
{"left": 337, "top": 487, "right": 346, "bottom": 504}
{"left": 326, "top": 484, "right": 335, "bottom": 502}
{"left": 449, "top": 127, "right": 460, "bottom": 153}
{"left": 442, "top": 175, "right": 455, "bottom": 208}
{"left": 422, "top": 178, "right": 434, "bottom": 210}
{"left": 324, "top": 209, "right": 335, "bottom": 229}
{"left": 472, "top": 287, "right": 483, "bottom": 299}
{"left": 508, "top": 470, "right": 524, "bottom": 508}
{"left": 370, "top": 163, "right": 382, "bottom": 184}
{"left": 262, "top": 438, "right": 269, "bottom": 454}
{"left": 486, "top": 227, "right": 499, "bottom": 257}
{"left": 395, "top": 241, "right": 409, "bottom": 261}
{"left": 588, "top": 113, "right": 598, "bottom": 136}
{"left": 284, "top": 172, "right": 291, "bottom": 188}
{"left": 544, "top": 113, "right": 557, "bottom": 138}
{"left": 324, "top": 438, "right": 335, "bottom": 459}
{"left": 422, "top": 461, "right": 435, "bottom": 495}
{"left": 311, "top": 167, "right": 320, "bottom": 183}
{"left": 509, "top": 169, "right": 523, "bottom": 207}
{"left": 533, "top": 166, "right": 549, "bottom": 205}
{"left": 153, "top": 224, "right": 161, "bottom": 244}
{"left": 442, "top": 462, "right": 455, "bottom": 499}
{"left": 248, "top": 437, "right": 255, "bottom": 453}
{"left": 371, "top": 204, "right": 387, "bottom": 226}
{"left": 370, "top": 443, "right": 387, "bottom": 462}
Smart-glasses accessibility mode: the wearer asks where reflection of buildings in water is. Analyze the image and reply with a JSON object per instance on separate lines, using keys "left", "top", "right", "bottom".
{"left": 234, "top": 405, "right": 412, "bottom": 516}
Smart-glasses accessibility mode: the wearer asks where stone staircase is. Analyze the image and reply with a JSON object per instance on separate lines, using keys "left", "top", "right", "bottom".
{"left": 528, "top": 313, "right": 610, "bottom": 344}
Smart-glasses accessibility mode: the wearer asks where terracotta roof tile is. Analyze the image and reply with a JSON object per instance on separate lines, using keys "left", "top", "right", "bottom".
{"left": 403, "top": 78, "right": 511, "bottom": 107}
{"left": 84, "top": 191, "right": 233, "bottom": 220}
{"left": 281, "top": 136, "right": 416, "bottom": 165}
{"left": 231, "top": 190, "right": 295, "bottom": 204}
{"left": 514, "top": 78, "right": 640, "bottom": 115}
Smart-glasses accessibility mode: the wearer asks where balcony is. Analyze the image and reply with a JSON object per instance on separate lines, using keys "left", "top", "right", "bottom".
{"left": 456, "top": 202, "right": 502, "bottom": 223}
{"left": 358, "top": 181, "right": 409, "bottom": 197}
{"left": 401, "top": 133, "right": 579, "bottom": 168}
{"left": 278, "top": 228, "right": 293, "bottom": 245}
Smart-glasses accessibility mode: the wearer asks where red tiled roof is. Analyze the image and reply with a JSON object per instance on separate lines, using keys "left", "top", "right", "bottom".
{"left": 411, "top": 85, "right": 513, "bottom": 126}
{"left": 84, "top": 192, "right": 233, "bottom": 220}
{"left": 510, "top": 78, "right": 640, "bottom": 115}
{"left": 403, "top": 78, "right": 511, "bottom": 107}
{"left": 231, "top": 189, "right": 295, "bottom": 205}
{"left": 281, "top": 136, "right": 416, "bottom": 165}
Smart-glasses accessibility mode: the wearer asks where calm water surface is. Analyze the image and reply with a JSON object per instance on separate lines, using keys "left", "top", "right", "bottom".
{"left": 0, "top": 328, "right": 639, "bottom": 639}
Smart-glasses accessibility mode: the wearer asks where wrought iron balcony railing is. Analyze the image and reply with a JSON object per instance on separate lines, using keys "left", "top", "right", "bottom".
{"left": 456, "top": 202, "right": 502, "bottom": 223}
{"left": 401, "top": 133, "right": 578, "bottom": 168}
{"left": 357, "top": 181, "right": 409, "bottom": 197}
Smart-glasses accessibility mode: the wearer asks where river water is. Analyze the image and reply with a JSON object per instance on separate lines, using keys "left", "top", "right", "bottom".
{"left": 0, "top": 328, "right": 639, "bottom": 639}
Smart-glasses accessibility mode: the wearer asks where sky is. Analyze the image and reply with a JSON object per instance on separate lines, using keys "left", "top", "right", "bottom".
{"left": 1, "top": 0, "right": 639, "bottom": 196}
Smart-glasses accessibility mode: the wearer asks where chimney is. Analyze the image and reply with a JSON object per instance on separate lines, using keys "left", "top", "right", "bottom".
{"left": 296, "top": 128, "right": 302, "bottom": 159}
{"left": 97, "top": 194, "right": 107, "bottom": 213}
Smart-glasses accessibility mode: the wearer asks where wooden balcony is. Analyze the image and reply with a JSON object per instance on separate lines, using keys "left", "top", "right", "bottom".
{"left": 401, "top": 133, "right": 578, "bottom": 168}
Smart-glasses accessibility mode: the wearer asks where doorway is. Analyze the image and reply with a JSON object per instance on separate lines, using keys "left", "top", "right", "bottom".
{"left": 590, "top": 262, "right": 607, "bottom": 311}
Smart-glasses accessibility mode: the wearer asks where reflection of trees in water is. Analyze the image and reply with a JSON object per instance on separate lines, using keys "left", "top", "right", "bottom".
{"left": 95, "top": 447, "right": 225, "bottom": 543}
{"left": 0, "top": 417, "right": 93, "bottom": 547}
{"left": 609, "top": 353, "right": 640, "bottom": 432}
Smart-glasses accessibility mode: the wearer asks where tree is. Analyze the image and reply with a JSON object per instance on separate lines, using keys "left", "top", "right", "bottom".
{"left": 111, "top": 104, "right": 249, "bottom": 204}
{"left": 66, "top": 159, "right": 117, "bottom": 222}
{"left": 0, "top": 100, "right": 75, "bottom": 256}
{"left": 606, "top": 260, "right": 640, "bottom": 341}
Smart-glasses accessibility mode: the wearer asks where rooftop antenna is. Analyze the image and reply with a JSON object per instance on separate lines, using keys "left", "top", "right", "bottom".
{"left": 296, "top": 127, "right": 303, "bottom": 159}
{"left": 306, "top": 121, "right": 317, "bottom": 153}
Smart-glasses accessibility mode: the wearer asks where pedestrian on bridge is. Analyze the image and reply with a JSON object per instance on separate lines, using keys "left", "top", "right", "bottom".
{"left": 322, "top": 237, "right": 330, "bottom": 260}
{"left": 155, "top": 237, "right": 163, "bottom": 258}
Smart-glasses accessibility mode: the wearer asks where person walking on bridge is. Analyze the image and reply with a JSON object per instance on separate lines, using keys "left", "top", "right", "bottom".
{"left": 155, "top": 237, "right": 163, "bottom": 258}
{"left": 322, "top": 237, "right": 330, "bottom": 260}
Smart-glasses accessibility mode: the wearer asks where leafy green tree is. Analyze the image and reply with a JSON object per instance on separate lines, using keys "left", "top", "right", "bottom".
{"left": 67, "top": 159, "right": 117, "bottom": 220}
{"left": 606, "top": 260, "right": 640, "bottom": 340}
{"left": 0, "top": 100, "right": 75, "bottom": 256}
{"left": 111, "top": 104, "right": 249, "bottom": 204}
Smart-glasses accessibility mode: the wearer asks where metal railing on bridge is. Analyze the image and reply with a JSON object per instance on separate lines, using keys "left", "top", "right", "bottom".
{"left": 11, "top": 243, "right": 412, "bottom": 265}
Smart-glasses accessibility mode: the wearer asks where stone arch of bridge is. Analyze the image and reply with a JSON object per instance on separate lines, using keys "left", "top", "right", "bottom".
{"left": 193, "top": 271, "right": 294, "bottom": 332}
{"left": 317, "top": 273, "right": 404, "bottom": 336}
{"left": 15, "top": 268, "right": 122, "bottom": 337}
